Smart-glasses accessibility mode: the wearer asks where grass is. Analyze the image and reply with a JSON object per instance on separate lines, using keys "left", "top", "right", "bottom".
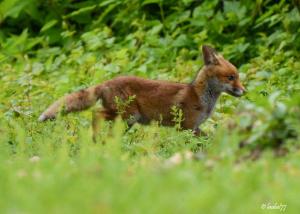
{"left": 1, "top": 1, "right": 300, "bottom": 213}
{"left": 0, "top": 114, "right": 299, "bottom": 213}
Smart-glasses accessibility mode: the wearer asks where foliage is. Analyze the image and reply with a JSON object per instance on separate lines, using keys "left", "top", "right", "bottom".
{"left": 0, "top": 0, "right": 300, "bottom": 213}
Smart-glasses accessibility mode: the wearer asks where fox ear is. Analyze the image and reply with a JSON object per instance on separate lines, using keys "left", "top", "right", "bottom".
{"left": 202, "top": 45, "right": 219, "bottom": 66}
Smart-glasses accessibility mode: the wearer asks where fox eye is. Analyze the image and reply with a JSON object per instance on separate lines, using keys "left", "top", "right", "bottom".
{"left": 227, "top": 75, "right": 235, "bottom": 81}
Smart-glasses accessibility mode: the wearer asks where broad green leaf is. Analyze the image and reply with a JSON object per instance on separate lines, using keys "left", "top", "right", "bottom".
{"left": 142, "top": 0, "right": 161, "bottom": 6}
{"left": 40, "top": 20, "right": 58, "bottom": 32}
{"left": 64, "top": 5, "right": 96, "bottom": 19}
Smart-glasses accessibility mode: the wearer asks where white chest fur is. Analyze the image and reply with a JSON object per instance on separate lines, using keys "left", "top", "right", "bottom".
{"left": 193, "top": 90, "right": 220, "bottom": 129}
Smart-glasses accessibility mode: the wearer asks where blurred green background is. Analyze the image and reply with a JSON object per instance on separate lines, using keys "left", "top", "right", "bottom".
{"left": 0, "top": 0, "right": 300, "bottom": 213}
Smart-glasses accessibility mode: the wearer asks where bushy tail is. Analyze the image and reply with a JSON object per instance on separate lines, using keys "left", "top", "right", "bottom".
{"left": 38, "top": 85, "right": 103, "bottom": 122}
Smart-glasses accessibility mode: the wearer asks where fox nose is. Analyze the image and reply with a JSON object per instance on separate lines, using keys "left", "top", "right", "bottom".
{"left": 240, "top": 85, "right": 246, "bottom": 93}
{"left": 233, "top": 87, "right": 245, "bottom": 96}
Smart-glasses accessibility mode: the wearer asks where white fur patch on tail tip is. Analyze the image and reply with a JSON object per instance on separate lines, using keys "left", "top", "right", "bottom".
{"left": 38, "top": 114, "right": 46, "bottom": 122}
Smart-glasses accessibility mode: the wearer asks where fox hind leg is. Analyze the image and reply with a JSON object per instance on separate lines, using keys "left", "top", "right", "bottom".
{"left": 92, "top": 108, "right": 117, "bottom": 143}
{"left": 92, "top": 106, "right": 141, "bottom": 142}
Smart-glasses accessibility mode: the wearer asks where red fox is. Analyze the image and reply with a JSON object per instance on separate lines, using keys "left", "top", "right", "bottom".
{"left": 39, "top": 45, "right": 245, "bottom": 139}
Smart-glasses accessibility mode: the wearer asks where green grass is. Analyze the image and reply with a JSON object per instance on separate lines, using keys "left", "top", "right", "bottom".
{"left": 1, "top": 109, "right": 300, "bottom": 213}
{"left": 1, "top": 118, "right": 300, "bottom": 213}
{"left": 1, "top": 1, "right": 300, "bottom": 213}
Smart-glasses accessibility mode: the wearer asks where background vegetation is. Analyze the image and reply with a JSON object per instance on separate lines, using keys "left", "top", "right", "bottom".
{"left": 1, "top": 0, "right": 300, "bottom": 213}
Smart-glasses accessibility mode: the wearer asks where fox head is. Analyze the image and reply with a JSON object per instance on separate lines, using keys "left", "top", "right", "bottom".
{"left": 201, "top": 45, "right": 245, "bottom": 97}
